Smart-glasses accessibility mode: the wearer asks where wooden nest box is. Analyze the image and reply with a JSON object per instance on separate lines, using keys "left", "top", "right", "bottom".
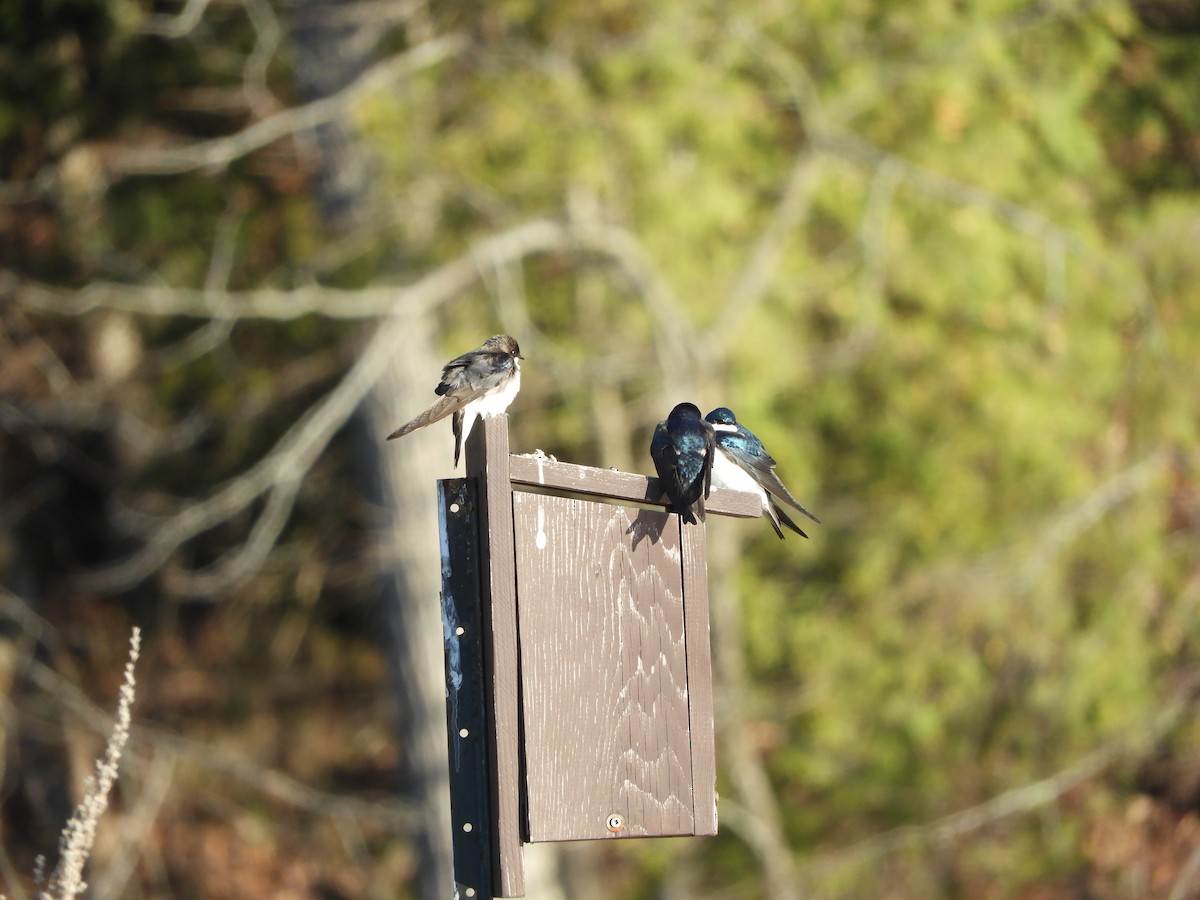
{"left": 438, "top": 415, "right": 760, "bottom": 898}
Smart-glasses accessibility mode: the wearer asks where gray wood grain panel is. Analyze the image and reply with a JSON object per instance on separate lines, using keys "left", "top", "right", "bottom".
{"left": 681, "top": 519, "right": 718, "bottom": 836}
{"left": 514, "top": 492, "right": 696, "bottom": 841}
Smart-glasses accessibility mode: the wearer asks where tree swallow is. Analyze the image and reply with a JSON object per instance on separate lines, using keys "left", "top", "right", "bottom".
{"left": 705, "top": 407, "right": 820, "bottom": 539}
{"left": 650, "top": 402, "right": 715, "bottom": 525}
{"left": 386, "top": 334, "right": 523, "bottom": 467}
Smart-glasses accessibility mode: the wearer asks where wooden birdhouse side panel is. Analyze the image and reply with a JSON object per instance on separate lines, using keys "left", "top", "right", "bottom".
{"left": 512, "top": 491, "right": 698, "bottom": 842}
{"left": 680, "top": 514, "right": 717, "bottom": 836}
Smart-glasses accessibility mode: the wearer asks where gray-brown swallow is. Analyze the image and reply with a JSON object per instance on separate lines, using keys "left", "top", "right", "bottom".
{"left": 386, "top": 334, "right": 522, "bottom": 467}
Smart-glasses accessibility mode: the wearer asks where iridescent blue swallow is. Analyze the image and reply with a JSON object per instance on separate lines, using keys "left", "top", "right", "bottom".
{"left": 650, "top": 402, "right": 715, "bottom": 525}
{"left": 386, "top": 334, "right": 523, "bottom": 467}
{"left": 705, "top": 407, "right": 820, "bottom": 539}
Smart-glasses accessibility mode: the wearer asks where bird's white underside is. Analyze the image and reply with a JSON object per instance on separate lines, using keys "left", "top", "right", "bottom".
{"left": 711, "top": 449, "right": 771, "bottom": 512}
{"left": 460, "top": 365, "right": 521, "bottom": 447}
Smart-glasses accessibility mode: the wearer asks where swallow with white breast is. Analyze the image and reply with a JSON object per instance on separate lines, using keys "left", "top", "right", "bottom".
{"left": 386, "top": 334, "right": 523, "bottom": 467}
{"left": 705, "top": 406, "right": 820, "bottom": 539}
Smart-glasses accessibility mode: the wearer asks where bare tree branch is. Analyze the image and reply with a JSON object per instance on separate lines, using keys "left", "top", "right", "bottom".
{"left": 9, "top": 218, "right": 687, "bottom": 324}
{"left": 1169, "top": 839, "right": 1200, "bottom": 900}
{"left": 718, "top": 799, "right": 803, "bottom": 893}
{"left": 807, "top": 681, "right": 1197, "bottom": 878}
{"left": 240, "top": 0, "right": 281, "bottom": 113}
{"left": 9, "top": 274, "right": 403, "bottom": 319}
{"left": 140, "top": 0, "right": 216, "bottom": 39}
{"left": 168, "top": 467, "right": 301, "bottom": 599}
{"left": 150, "top": 204, "right": 243, "bottom": 372}
{"left": 10, "top": 214, "right": 703, "bottom": 601}
{"left": 70, "top": 218, "right": 651, "bottom": 594}
{"left": 705, "top": 150, "right": 824, "bottom": 355}
{"left": 562, "top": 219, "right": 699, "bottom": 382}
{"left": 811, "top": 131, "right": 1091, "bottom": 255}
{"left": 858, "top": 156, "right": 903, "bottom": 320}
{"left": 103, "top": 35, "right": 467, "bottom": 179}
{"left": 0, "top": 168, "right": 56, "bottom": 204}
{"left": 707, "top": 532, "right": 805, "bottom": 900}
{"left": 1044, "top": 233, "right": 1068, "bottom": 312}
{"left": 1019, "top": 450, "right": 1169, "bottom": 589}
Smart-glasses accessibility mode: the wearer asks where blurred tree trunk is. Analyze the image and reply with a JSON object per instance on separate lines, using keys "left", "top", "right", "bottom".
{"left": 362, "top": 316, "right": 454, "bottom": 899}
{"left": 286, "top": 0, "right": 380, "bottom": 232}
{"left": 286, "top": 2, "right": 452, "bottom": 896}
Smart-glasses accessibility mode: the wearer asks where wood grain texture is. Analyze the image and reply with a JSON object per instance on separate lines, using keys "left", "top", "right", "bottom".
{"left": 681, "top": 519, "right": 718, "bottom": 835}
{"left": 465, "top": 416, "right": 524, "bottom": 897}
{"left": 509, "top": 453, "right": 762, "bottom": 519}
{"left": 513, "top": 491, "right": 697, "bottom": 841}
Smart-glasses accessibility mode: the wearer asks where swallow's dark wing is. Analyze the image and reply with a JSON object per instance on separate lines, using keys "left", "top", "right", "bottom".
{"left": 451, "top": 409, "right": 465, "bottom": 467}
{"left": 386, "top": 393, "right": 468, "bottom": 440}
{"left": 758, "top": 468, "right": 820, "bottom": 523}
{"left": 674, "top": 431, "right": 711, "bottom": 501}
{"left": 673, "top": 424, "right": 713, "bottom": 521}
{"left": 720, "top": 427, "right": 820, "bottom": 524}
{"left": 651, "top": 421, "right": 699, "bottom": 524}
{"left": 703, "top": 422, "right": 715, "bottom": 499}
{"left": 773, "top": 502, "right": 810, "bottom": 539}
{"left": 387, "top": 348, "right": 516, "bottom": 441}
{"left": 435, "top": 348, "right": 516, "bottom": 398}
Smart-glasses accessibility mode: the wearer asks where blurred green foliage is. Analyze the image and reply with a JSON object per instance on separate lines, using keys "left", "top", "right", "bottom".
{"left": 360, "top": 1, "right": 1200, "bottom": 894}
{"left": 5, "top": 0, "right": 1200, "bottom": 895}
